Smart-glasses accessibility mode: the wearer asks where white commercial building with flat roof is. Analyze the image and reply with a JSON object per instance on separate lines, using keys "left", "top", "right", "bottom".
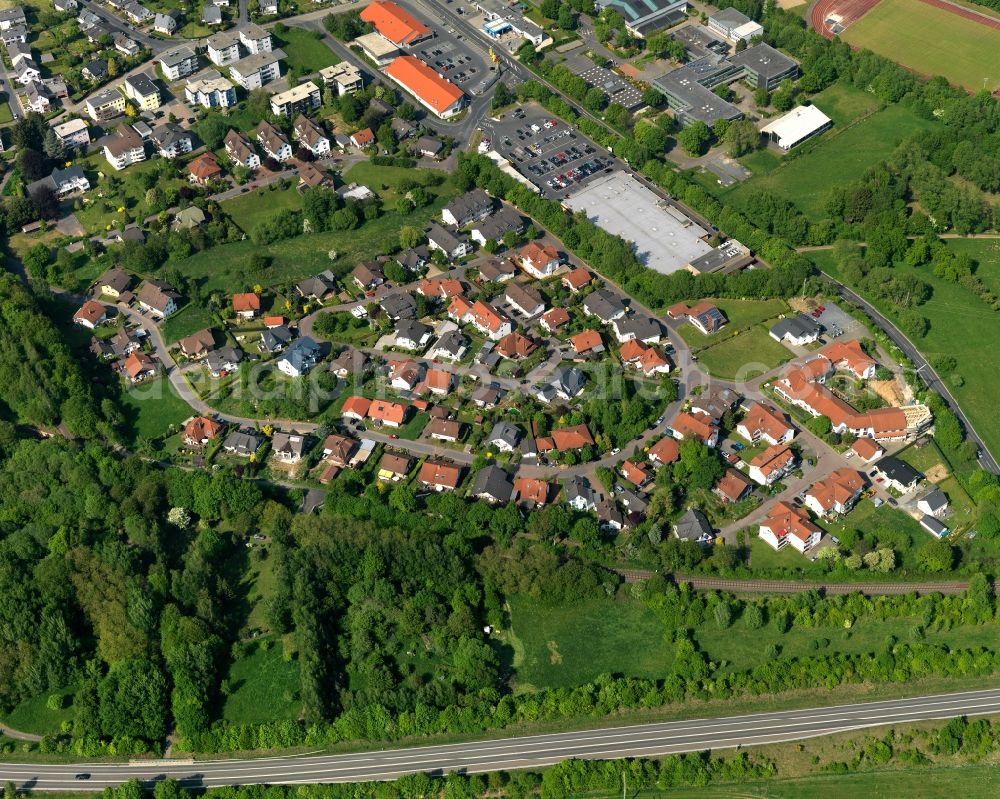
{"left": 761, "top": 105, "right": 832, "bottom": 150}
{"left": 563, "top": 171, "right": 713, "bottom": 275}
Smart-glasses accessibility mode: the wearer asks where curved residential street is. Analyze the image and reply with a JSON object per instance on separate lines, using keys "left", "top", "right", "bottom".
{"left": 5, "top": 688, "right": 1000, "bottom": 790}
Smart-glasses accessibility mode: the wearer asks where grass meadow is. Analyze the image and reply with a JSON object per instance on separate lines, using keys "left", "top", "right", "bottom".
{"left": 507, "top": 591, "right": 998, "bottom": 691}
{"left": 843, "top": 0, "right": 1000, "bottom": 91}
{"left": 727, "top": 102, "right": 936, "bottom": 219}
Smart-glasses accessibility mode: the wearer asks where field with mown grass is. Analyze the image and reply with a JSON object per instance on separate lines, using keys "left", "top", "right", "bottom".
{"left": 726, "top": 100, "right": 936, "bottom": 219}
{"left": 843, "top": 0, "right": 1000, "bottom": 91}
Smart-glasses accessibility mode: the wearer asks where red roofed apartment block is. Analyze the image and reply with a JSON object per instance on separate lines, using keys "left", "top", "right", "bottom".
{"left": 384, "top": 56, "right": 465, "bottom": 119}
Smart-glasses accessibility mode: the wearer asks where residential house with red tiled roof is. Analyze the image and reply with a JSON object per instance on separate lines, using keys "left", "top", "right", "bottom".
{"left": 551, "top": 424, "right": 594, "bottom": 451}
{"left": 561, "top": 268, "right": 591, "bottom": 292}
{"left": 183, "top": 416, "right": 223, "bottom": 447}
{"left": 232, "top": 292, "right": 261, "bottom": 319}
{"left": 748, "top": 444, "right": 797, "bottom": 486}
{"left": 418, "top": 459, "right": 462, "bottom": 491}
{"left": 736, "top": 402, "right": 795, "bottom": 446}
{"left": 670, "top": 412, "right": 719, "bottom": 447}
{"left": 667, "top": 301, "right": 727, "bottom": 334}
{"left": 759, "top": 501, "right": 822, "bottom": 554}
{"left": 513, "top": 477, "right": 552, "bottom": 508}
{"left": 648, "top": 436, "right": 680, "bottom": 465}
{"left": 804, "top": 468, "right": 865, "bottom": 517}
{"left": 341, "top": 395, "right": 372, "bottom": 421}
{"left": 540, "top": 307, "right": 569, "bottom": 333}
{"left": 570, "top": 330, "right": 604, "bottom": 357}
{"left": 519, "top": 241, "right": 560, "bottom": 278}
{"left": 715, "top": 468, "right": 753, "bottom": 503}
{"left": 620, "top": 459, "right": 652, "bottom": 488}
{"left": 74, "top": 300, "right": 107, "bottom": 329}
{"left": 495, "top": 332, "right": 538, "bottom": 360}
{"left": 368, "top": 399, "right": 409, "bottom": 428}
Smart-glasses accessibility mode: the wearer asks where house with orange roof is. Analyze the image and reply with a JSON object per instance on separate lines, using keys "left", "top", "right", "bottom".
{"left": 619, "top": 339, "right": 671, "bottom": 376}
{"left": 775, "top": 356, "right": 913, "bottom": 442}
{"left": 464, "top": 300, "right": 512, "bottom": 340}
{"left": 821, "top": 339, "right": 878, "bottom": 379}
{"left": 648, "top": 436, "right": 680, "bottom": 465}
{"left": 850, "top": 437, "right": 885, "bottom": 463}
{"left": 715, "top": 468, "right": 753, "bottom": 504}
{"left": 518, "top": 241, "right": 561, "bottom": 278}
{"left": 513, "top": 477, "right": 552, "bottom": 508}
{"left": 368, "top": 399, "right": 409, "bottom": 428}
{"left": 384, "top": 55, "right": 465, "bottom": 118}
{"left": 759, "top": 501, "right": 822, "bottom": 554}
{"left": 74, "top": 299, "right": 107, "bottom": 329}
{"left": 670, "top": 412, "right": 719, "bottom": 447}
{"left": 620, "top": 459, "right": 652, "bottom": 488}
{"left": 540, "top": 307, "right": 570, "bottom": 333}
{"left": 804, "top": 468, "right": 865, "bottom": 517}
{"left": 417, "top": 277, "right": 464, "bottom": 299}
{"left": 561, "top": 268, "right": 591, "bottom": 292}
{"left": 421, "top": 367, "right": 454, "bottom": 396}
{"left": 264, "top": 315, "right": 285, "bottom": 328}
{"left": 123, "top": 351, "right": 156, "bottom": 382}
{"left": 418, "top": 459, "right": 463, "bottom": 491}
{"left": 551, "top": 423, "right": 594, "bottom": 451}
{"left": 570, "top": 329, "right": 604, "bottom": 357}
{"left": 495, "top": 331, "right": 538, "bottom": 360}
{"left": 341, "top": 395, "right": 372, "bottom": 421}
{"left": 350, "top": 127, "right": 375, "bottom": 148}
{"left": 188, "top": 152, "right": 222, "bottom": 185}
{"left": 447, "top": 295, "right": 472, "bottom": 322}
{"left": 183, "top": 416, "right": 223, "bottom": 447}
{"left": 748, "top": 444, "right": 797, "bottom": 486}
{"left": 736, "top": 402, "right": 795, "bottom": 446}
{"left": 232, "top": 292, "right": 261, "bottom": 319}
{"left": 360, "top": 1, "right": 432, "bottom": 46}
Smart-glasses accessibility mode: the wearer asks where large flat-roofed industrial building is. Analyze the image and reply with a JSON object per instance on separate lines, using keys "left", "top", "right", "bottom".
{"left": 652, "top": 42, "right": 798, "bottom": 126}
{"left": 594, "top": 0, "right": 688, "bottom": 37}
{"left": 563, "top": 171, "right": 715, "bottom": 275}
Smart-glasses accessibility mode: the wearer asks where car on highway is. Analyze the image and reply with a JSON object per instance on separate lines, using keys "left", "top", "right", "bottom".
{"left": 75, "top": 774, "right": 91, "bottom": 781}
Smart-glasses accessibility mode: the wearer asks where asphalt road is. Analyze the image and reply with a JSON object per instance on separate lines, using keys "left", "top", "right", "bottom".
{"left": 5, "top": 688, "right": 1000, "bottom": 790}
{"left": 824, "top": 274, "right": 1000, "bottom": 474}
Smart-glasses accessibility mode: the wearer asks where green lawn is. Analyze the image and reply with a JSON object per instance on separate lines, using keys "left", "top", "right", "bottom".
{"left": 843, "top": 0, "right": 1000, "bottom": 91}
{"left": 276, "top": 26, "right": 340, "bottom": 73}
{"left": 813, "top": 239, "right": 1000, "bottom": 463}
{"left": 507, "top": 595, "right": 675, "bottom": 691}
{"left": 695, "top": 324, "right": 793, "bottom": 380}
{"left": 2, "top": 685, "right": 76, "bottom": 736}
{"left": 678, "top": 297, "right": 789, "bottom": 348}
{"left": 161, "top": 304, "right": 219, "bottom": 345}
{"left": 342, "top": 163, "right": 455, "bottom": 204}
{"left": 819, "top": 501, "right": 932, "bottom": 572}
{"left": 725, "top": 103, "right": 936, "bottom": 219}
{"left": 222, "top": 637, "right": 302, "bottom": 725}
{"left": 651, "top": 765, "right": 1000, "bottom": 799}
{"left": 804, "top": 81, "right": 882, "bottom": 128}
{"left": 221, "top": 184, "right": 304, "bottom": 234}
{"left": 118, "top": 376, "right": 193, "bottom": 442}
{"left": 170, "top": 197, "right": 451, "bottom": 304}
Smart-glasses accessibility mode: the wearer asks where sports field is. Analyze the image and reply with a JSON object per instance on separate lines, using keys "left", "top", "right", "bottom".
{"left": 843, "top": 0, "right": 1000, "bottom": 91}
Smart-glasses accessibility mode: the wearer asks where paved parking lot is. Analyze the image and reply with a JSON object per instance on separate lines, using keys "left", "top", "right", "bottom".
{"left": 414, "top": 37, "right": 489, "bottom": 90}
{"left": 481, "top": 105, "right": 615, "bottom": 199}
{"left": 572, "top": 63, "right": 644, "bottom": 110}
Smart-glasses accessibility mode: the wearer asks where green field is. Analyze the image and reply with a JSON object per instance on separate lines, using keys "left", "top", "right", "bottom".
{"left": 342, "top": 162, "right": 454, "bottom": 204}
{"left": 678, "top": 297, "right": 789, "bottom": 347}
{"left": 813, "top": 239, "right": 1000, "bottom": 462}
{"left": 843, "top": 0, "right": 1000, "bottom": 92}
{"left": 118, "top": 376, "right": 193, "bottom": 441}
{"left": 222, "top": 637, "right": 302, "bottom": 725}
{"left": 507, "top": 595, "right": 674, "bottom": 690}
{"left": 696, "top": 325, "right": 793, "bottom": 380}
{"left": 275, "top": 26, "right": 340, "bottom": 73}
{"left": 727, "top": 104, "right": 936, "bottom": 219}
{"left": 161, "top": 304, "right": 219, "bottom": 344}
{"left": 221, "top": 185, "right": 304, "bottom": 234}
{"left": 509, "top": 592, "right": 999, "bottom": 691}
{"left": 2, "top": 685, "right": 76, "bottom": 736}
{"left": 650, "top": 764, "right": 1000, "bottom": 799}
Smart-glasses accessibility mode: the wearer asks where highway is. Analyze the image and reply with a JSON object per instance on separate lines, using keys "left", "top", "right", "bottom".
{"left": 5, "top": 688, "right": 1000, "bottom": 790}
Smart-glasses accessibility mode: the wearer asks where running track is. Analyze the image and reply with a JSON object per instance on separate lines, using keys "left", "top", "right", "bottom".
{"left": 810, "top": 0, "right": 1000, "bottom": 40}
